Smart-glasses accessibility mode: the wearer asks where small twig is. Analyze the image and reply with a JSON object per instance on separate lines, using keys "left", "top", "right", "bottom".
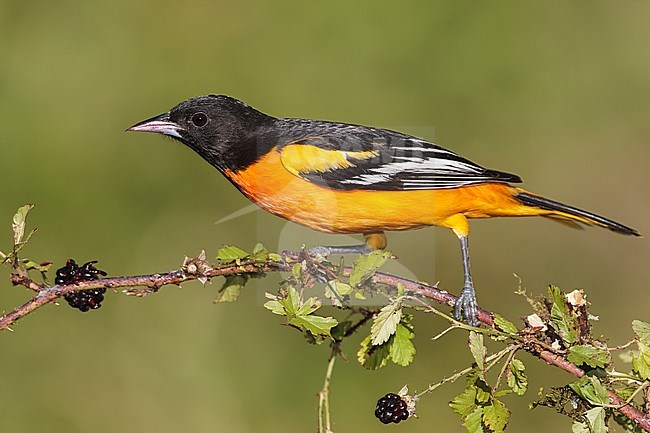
{"left": 432, "top": 325, "right": 458, "bottom": 341}
{"left": 608, "top": 340, "right": 636, "bottom": 351}
{"left": 415, "top": 346, "right": 514, "bottom": 398}
{"left": 318, "top": 344, "right": 338, "bottom": 433}
{"left": 494, "top": 348, "right": 517, "bottom": 390}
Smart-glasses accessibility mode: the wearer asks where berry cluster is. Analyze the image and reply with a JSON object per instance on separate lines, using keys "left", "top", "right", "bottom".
{"left": 375, "top": 393, "right": 409, "bottom": 424}
{"left": 55, "top": 259, "right": 107, "bottom": 312}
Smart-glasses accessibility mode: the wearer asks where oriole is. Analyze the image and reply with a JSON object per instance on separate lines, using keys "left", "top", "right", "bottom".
{"left": 128, "top": 94, "right": 640, "bottom": 325}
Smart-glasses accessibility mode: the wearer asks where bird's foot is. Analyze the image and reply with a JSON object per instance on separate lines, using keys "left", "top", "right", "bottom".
{"left": 306, "top": 245, "right": 332, "bottom": 258}
{"left": 280, "top": 246, "right": 331, "bottom": 262}
{"left": 454, "top": 285, "right": 479, "bottom": 327}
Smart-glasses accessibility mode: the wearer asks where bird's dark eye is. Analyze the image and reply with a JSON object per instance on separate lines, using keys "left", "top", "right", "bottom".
{"left": 190, "top": 112, "right": 208, "bottom": 127}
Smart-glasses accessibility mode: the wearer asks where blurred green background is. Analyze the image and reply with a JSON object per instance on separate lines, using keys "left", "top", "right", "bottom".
{"left": 1, "top": 1, "right": 649, "bottom": 432}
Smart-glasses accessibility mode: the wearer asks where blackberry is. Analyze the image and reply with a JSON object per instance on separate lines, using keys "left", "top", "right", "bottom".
{"left": 375, "top": 393, "right": 409, "bottom": 424}
{"left": 63, "top": 288, "right": 106, "bottom": 312}
{"left": 55, "top": 259, "right": 107, "bottom": 312}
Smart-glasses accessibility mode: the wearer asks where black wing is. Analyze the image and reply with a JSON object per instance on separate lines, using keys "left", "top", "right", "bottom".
{"left": 276, "top": 118, "right": 521, "bottom": 191}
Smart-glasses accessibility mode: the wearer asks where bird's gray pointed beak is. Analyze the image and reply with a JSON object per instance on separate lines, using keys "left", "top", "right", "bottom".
{"left": 127, "top": 113, "right": 184, "bottom": 139}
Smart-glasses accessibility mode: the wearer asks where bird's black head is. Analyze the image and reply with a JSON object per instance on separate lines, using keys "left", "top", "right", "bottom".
{"left": 128, "top": 94, "right": 277, "bottom": 171}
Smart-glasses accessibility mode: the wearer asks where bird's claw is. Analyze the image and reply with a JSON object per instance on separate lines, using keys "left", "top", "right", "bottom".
{"left": 306, "top": 245, "right": 332, "bottom": 258}
{"left": 454, "top": 285, "right": 479, "bottom": 327}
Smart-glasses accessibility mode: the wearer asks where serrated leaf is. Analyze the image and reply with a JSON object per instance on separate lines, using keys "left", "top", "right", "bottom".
{"left": 12, "top": 204, "right": 34, "bottom": 245}
{"left": 469, "top": 331, "right": 486, "bottom": 371}
{"left": 506, "top": 357, "right": 528, "bottom": 396}
{"left": 493, "top": 314, "right": 518, "bottom": 335}
{"left": 263, "top": 299, "right": 286, "bottom": 316}
{"left": 632, "top": 342, "right": 650, "bottom": 380}
{"left": 296, "top": 296, "right": 322, "bottom": 316}
{"left": 463, "top": 407, "right": 485, "bottom": 433}
{"left": 281, "top": 286, "right": 301, "bottom": 315}
{"left": 548, "top": 285, "right": 578, "bottom": 344}
{"left": 370, "top": 301, "right": 402, "bottom": 346}
{"left": 389, "top": 322, "right": 416, "bottom": 366}
{"left": 358, "top": 334, "right": 391, "bottom": 370}
{"left": 325, "top": 280, "right": 353, "bottom": 307}
{"left": 632, "top": 320, "right": 650, "bottom": 345}
{"left": 569, "top": 376, "right": 609, "bottom": 405}
{"left": 289, "top": 315, "right": 337, "bottom": 337}
{"left": 251, "top": 243, "right": 268, "bottom": 261}
{"left": 572, "top": 407, "right": 608, "bottom": 433}
{"left": 216, "top": 245, "right": 249, "bottom": 263}
{"left": 291, "top": 263, "right": 302, "bottom": 280}
{"left": 349, "top": 250, "right": 391, "bottom": 286}
{"left": 450, "top": 386, "right": 478, "bottom": 417}
{"left": 474, "top": 379, "right": 492, "bottom": 403}
{"left": 483, "top": 399, "right": 510, "bottom": 433}
{"left": 214, "top": 275, "right": 247, "bottom": 303}
{"left": 567, "top": 345, "right": 611, "bottom": 368}
{"left": 268, "top": 252, "right": 282, "bottom": 262}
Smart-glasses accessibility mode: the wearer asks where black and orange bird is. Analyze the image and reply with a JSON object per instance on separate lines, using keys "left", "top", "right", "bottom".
{"left": 128, "top": 95, "right": 640, "bottom": 325}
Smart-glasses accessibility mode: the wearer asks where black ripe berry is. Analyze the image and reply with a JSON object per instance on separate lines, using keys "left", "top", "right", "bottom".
{"left": 375, "top": 393, "right": 409, "bottom": 424}
{"left": 55, "top": 259, "right": 107, "bottom": 312}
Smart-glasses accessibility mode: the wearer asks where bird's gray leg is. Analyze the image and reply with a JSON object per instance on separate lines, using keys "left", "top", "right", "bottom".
{"left": 454, "top": 235, "right": 479, "bottom": 326}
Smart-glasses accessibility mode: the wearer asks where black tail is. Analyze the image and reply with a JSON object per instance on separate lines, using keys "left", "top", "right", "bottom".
{"left": 515, "top": 191, "right": 641, "bottom": 237}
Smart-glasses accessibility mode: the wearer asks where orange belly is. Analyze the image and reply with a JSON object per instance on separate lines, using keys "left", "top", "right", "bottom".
{"left": 224, "top": 149, "right": 536, "bottom": 234}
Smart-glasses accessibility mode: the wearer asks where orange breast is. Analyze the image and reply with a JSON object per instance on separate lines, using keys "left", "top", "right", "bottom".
{"left": 224, "top": 148, "right": 530, "bottom": 234}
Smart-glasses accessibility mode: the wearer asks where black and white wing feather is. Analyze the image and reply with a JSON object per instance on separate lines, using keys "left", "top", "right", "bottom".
{"left": 276, "top": 118, "right": 521, "bottom": 191}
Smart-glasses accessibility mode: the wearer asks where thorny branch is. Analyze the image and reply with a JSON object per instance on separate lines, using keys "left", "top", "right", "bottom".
{"left": 2, "top": 254, "right": 650, "bottom": 432}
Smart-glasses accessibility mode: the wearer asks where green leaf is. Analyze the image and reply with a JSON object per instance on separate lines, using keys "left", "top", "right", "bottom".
{"left": 291, "top": 262, "right": 303, "bottom": 279}
{"left": 349, "top": 250, "right": 391, "bottom": 286}
{"left": 548, "top": 285, "right": 578, "bottom": 344}
{"left": 474, "top": 379, "right": 492, "bottom": 403}
{"left": 251, "top": 243, "right": 268, "bottom": 261}
{"left": 268, "top": 252, "right": 282, "bottom": 262}
{"left": 493, "top": 314, "right": 518, "bottom": 335}
{"left": 469, "top": 331, "right": 486, "bottom": 372}
{"left": 572, "top": 407, "right": 607, "bottom": 433}
{"left": 324, "top": 280, "right": 353, "bottom": 307}
{"left": 329, "top": 280, "right": 353, "bottom": 296}
{"left": 567, "top": 345, "right": 611, "bottom": 368}
{"left": 370, "top": 301, "right": 402, "bottom": 346}
{"left": 23, "top": 260, "right": 53, "bottom": 273}
{"left": 358, "top": 334, "right": 391, "bottom": 370}
{"left": 568, "top": 376, "right": 609, "bottom": 405}
{"left": 214, "top": 275, "right": 247, "bottom": 303}
{"left": 281, "top": 286, "right": 301, "bottom": 315}
{"left": 483, "top": 399, "right": 510, "bottom": 433}
{"left": 506, "top": 357, "right": 528, "bottom": 396}
{"left": 216, "top": 245, "right": 249, "bottom": 263}
{"left": 263, "top": 298, "right": 286, "bottom": 316}
{"left": 389, "top": 322, "right": 416, "bottom": 366}
{"left": 450, "top": 386, "right": 478, "bottom": 417}
{"left": 289, "top": 315, "right": 337, "bottom": 337}
{"left": 632, "top": 320, "right": 650, "bottom": 345}
{"left": 632, "top": 342, "right": 650, "bottom": 380}
{"left": 463, "top": 407, "right": 485, "bottom": 433}
{"left": 12, "top": 204, "right": 34, "bottom": 246}
{"left": 296, "top": 297, "right": 322, "bottom": 316}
